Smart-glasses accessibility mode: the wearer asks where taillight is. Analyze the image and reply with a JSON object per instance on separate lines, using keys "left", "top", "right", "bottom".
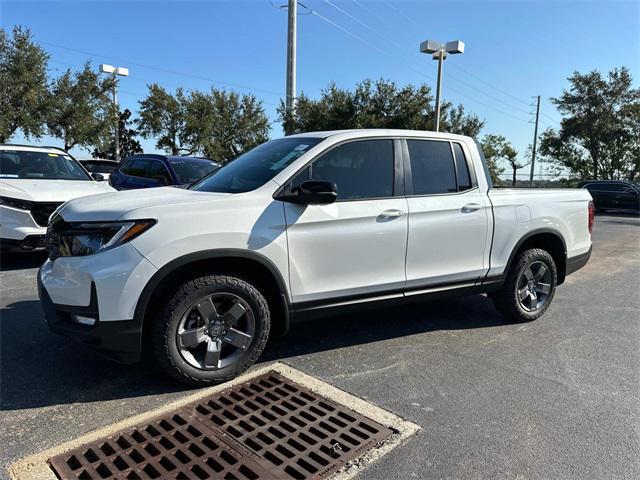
{"left": 588, "top": 201, "right": 595, "bottom": 234}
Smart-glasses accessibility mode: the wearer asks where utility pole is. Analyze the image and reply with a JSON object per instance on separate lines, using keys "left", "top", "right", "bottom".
{"left": 529, "top": 95, "right": 540, "bottom": 187}
{"left": 285, "top": 0, "right": 297, "bottom": 114}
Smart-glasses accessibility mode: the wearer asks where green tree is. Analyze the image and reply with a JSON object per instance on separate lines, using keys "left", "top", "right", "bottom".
{"left": 480, "top": 134, "right": 515, "bottom": 185}
{"left": 137, "top": 84, "right": 189, "bottom": 155}
{"left": 0, "top": 26, "right": 49, "bottom": 142}
{"left": 539, "top": 67, "right": 640, "bottom": 180}
{"left": 92, "top": 109, "right": 142, "bottom": 159}
{"left": 47, "top": 62, "right": 115, "bottom": 151}
{"left": 183, "top": 88, "right": 270, "bottom": 163}
{"left": 279, "top": 79, "right": 484, "bottom": 138}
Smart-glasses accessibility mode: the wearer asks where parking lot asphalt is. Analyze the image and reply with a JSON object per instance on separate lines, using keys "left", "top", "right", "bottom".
{"left": 1, "top": 213, "right": 639, "bottom": 479}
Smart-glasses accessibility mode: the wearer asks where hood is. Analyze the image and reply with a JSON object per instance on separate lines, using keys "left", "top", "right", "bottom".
{"left": 0, "top": 179, "right": 114, "bottom": 202}
{"left": 58, "top": 186, "right": 232, "bottom": 222}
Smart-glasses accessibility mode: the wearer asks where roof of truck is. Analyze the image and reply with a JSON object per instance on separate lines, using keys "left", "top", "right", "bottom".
{"left": 288, "top": 129, "right": 471, "bottom": 141}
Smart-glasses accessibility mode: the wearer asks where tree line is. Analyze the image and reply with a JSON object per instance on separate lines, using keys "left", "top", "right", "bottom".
{"left": 1, "top": 25, "right": 638, "bottom": 181}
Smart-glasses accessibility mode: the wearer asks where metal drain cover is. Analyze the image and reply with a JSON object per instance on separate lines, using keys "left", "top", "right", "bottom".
{"left": 48, "top": 372, "right": 394, "bottom": 479}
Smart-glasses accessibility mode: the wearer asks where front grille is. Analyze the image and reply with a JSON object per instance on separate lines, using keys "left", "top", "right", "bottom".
{"left": 31, "top": 202, "right": 63, "bottom": 227}
{"left": 48, "top": 372, "right": 394, "bottom": 480}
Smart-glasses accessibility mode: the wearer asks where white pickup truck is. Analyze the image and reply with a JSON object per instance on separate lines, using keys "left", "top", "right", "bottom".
{"left": 38, "top": 130, "right": 594, "bottom": 385}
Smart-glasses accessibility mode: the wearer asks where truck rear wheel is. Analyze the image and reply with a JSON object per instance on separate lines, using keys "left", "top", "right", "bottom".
{"left": 152, "top": 274, "right": 271, "bottom": 386}
{"left": 491, "top": 248, "right": 557, "bottom": 323}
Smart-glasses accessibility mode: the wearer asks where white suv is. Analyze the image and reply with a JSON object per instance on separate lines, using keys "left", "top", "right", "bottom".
{"left": 38, "top": 130, "right": 593, "bottom": 385}
{"left": 1, "top": 145, "right": 114, "bottom": 251}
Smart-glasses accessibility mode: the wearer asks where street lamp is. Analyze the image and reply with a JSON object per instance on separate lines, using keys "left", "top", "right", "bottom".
{"left": 99, "top": 64, "right": 129, "bottom": 161}
{"left": 419, "top": 40, "right": 464, "bottom": 132}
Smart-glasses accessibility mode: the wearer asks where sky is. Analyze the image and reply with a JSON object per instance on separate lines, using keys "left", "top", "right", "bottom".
{"left": 2, "top": 0, "right": 639, "bottom": 178}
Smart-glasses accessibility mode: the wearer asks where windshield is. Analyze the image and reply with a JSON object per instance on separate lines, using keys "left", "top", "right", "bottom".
{"left": 0, "top": 150, "right": 90, "bottom": 180}
{"left": 191, "top": 137, "right": 323, "bottom": 193}
{"left": 169, "top": 158, "right": 219, "bottom": 185}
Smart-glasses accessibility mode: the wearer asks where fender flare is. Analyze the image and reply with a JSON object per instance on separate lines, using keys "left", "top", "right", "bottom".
{"left": 499, "top": 227, "right": 568, "bottom": 284}
{"left": 133, "top": 249, "right": 291, "bottom": 341}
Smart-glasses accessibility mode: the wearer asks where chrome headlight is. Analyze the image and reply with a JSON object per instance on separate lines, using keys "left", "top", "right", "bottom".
{"left": 57, "top": 220, "right": 156, "bottom": 257}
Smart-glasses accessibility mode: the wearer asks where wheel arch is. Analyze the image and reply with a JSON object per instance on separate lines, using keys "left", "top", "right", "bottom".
{"left": 134, "top": 249, "right": 291, "bottom": 355}
{"left": 504, "top": 229, "right": 567, "bottom": 285}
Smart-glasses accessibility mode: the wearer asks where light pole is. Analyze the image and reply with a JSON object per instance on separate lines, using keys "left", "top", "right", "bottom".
{"left": 99, "top": 64, "right": 129, "bottom": 161}
{"left": 419, "top": 40, "right": 464, "bottom": 132}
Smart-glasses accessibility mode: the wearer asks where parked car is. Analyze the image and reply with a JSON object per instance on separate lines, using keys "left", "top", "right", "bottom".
{"left": 577, "top": 180, "right": 640, "bottom": 212}
{"left": 0, "top": 144, "right": 114, "bottom": 252}
{"left": 80, "top": 159, "right": 119, "bottom": 181}
{"left": 109, "top": 154, "right": 220, "bottom": 190}
{"left": 39, "top": 130, "right": 593, "bottom": 385}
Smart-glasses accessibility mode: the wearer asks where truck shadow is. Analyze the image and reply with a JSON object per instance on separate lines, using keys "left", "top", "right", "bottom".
{"left": 0, "top": 295, "right": 507, "bottom": 411}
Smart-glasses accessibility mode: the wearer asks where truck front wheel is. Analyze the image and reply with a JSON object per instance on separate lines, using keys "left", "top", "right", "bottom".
{"left": 491, "top": 248, "right": 558, "bottom": 323}
{"left": 152, "top": 274, "right": 271, "bottom": 386}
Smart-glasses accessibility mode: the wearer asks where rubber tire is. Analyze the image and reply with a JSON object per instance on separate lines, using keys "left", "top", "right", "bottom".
{"left": 152, "top": 274, "right": 271, "bottom": 386}
{"left": 491, "top": 248, "right": 557, "bottom": 323}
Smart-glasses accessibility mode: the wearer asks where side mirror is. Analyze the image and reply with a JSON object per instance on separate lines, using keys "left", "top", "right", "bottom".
{"left": 277, "top": 180, "right": 338, "bottom": 205}
{"left": 153, "top": 175, "right": 170, "bottom": 186}
{"left": 91, "top": 173, "right": 104, "bottom": 182}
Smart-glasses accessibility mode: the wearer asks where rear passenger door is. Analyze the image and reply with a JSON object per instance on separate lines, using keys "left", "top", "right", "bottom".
{"left": 403, "top": 139, "right": 490, "bottom": 292}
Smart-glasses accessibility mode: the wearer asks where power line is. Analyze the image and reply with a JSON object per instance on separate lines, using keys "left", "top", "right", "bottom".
{"left": 319, "top": 0, "right": 404, "bottom": 49}
{"left": 40, "top": 41, "right": 284, "bottom": 98}
{"left": 309, "top": 0, "right": 533, "bottom": 119}
{"left": 349, "top": 0, "right": 386, "bottom": 22}
{"left": 448, "top": 63, "right": 532, "bottom": 107}
{"left": 541, "top": 110, "right": 561, "bottom": 124}
{"left": 47, "top": 59, "right": 281, "bottom": 108}
{"left": 298, "top": 2, "right": 389, "bottom": 56}
{"left": 380, "top": 0, "right": 422, "bottom": 27}
{"left": 304, "top": 2, "right": 531, "bottom": 124}
{"left": 375, "top": 1, "right": 536, "bottom": 110}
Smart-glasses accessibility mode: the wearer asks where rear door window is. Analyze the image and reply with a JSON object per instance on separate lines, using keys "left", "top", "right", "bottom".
{"left": 452, "top": 143, "right": 473, "bottom": 191}
{"left": 407, "top": 140, "right": 457, "bottom": 195}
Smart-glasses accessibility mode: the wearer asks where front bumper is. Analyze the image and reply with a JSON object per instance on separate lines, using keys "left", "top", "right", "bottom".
{"left": 38, "top": 243, "right": 158, "bottom": 363}
{"left": 38, "top": 274, "right": 142, "bottom": 363}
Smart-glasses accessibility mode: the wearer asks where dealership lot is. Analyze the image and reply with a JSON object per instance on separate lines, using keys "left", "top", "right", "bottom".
{"left": 1, "top": 213, "right": 638, "bottom": 479}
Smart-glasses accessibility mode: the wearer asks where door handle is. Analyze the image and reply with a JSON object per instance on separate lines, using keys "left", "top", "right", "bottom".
{"left": 461, "top": 203, "right": 482, "bottom": 213}
{"left": 379, "top": 209, "right": 406, "bottom": 218}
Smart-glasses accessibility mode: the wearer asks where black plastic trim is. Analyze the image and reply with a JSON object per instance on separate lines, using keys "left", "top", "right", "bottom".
{"left": 487, "top": 227, "right": 568, "bottom": 285}
{"left": 566, "top": 246, "right": 592, "bottom": 276}
{"left": 133, "top": 249, "right": 292, "bottom": 340}
{"left": 292, "top": 277, "right": 500, "bottom": 320}
{"left": 38, "top": 275, "right": 141, "bottom": 364}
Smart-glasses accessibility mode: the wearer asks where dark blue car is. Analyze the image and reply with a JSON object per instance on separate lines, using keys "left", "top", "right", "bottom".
{"left": 109, "top": 155, "right": 220, "bottom": 190}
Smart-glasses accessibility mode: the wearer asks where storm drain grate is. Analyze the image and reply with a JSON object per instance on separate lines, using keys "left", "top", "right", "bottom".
{"left": 48, "top": 372, "right": 394, "bottom": 479}
{"left": 48, "top": 409, "right": 273, "bottom": 480}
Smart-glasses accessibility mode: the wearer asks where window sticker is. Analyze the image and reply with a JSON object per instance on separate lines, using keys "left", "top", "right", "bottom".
{"left": 294, "top": 144, "right": 311, "bottom": 151}
{"left": 0, "top": 174, "right": 19, "bottom": 178}
{"left": 47, "top": 153, "right": 59, "bottom": 157}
